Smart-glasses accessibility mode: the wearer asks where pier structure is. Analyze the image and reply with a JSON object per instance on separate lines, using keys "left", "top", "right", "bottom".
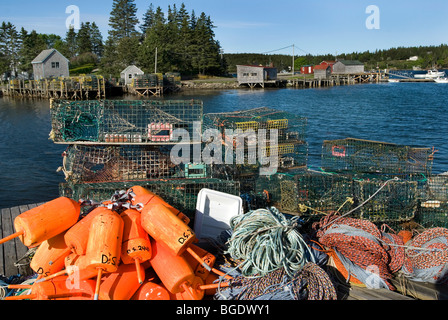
{"left": 1, "top": 75, "right": 107, "bottom": 100}
{"left": 287, "top": 71, "right": 384, "bottom": 88}
{"left": 127, "top": 72, "right": 182, "bottom": 97}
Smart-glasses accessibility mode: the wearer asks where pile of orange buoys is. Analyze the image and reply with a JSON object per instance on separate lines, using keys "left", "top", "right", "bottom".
{"left": 1, "top": 187, "right": 231, "bottom": 300}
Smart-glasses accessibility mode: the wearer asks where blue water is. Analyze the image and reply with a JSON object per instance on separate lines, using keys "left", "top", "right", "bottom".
{"left": 1, "top": 82, "right": 447, "bottom": 209}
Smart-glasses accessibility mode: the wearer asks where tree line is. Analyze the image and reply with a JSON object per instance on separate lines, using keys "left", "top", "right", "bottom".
{"left": 0, "top": 1, "right": 226, "bottom": 80}
{"left": 2, "top": 0, "right": 448, "bottom": 81}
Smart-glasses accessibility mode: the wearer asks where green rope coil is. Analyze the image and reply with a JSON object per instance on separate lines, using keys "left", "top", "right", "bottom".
{"left": 225, "top": 207, "right": 315, "bottom": 277}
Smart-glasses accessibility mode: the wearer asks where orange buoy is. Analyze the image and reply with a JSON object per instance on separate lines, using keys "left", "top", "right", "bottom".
{"left": 98, "top": 263, "right": 143, "bottom": 300}
{"left": 120, "top": 209, "right": 152, "bottom": 284}
{"left": 64, "top": 206, "right": 110, "bottom": 255}
{"left": 149, "top": 239, "right": 196, "bottom": 294}
{"left": 84, "top": 209, "right": 124, "bottom": 300}
{"left": 30, "top": 231, "right": 71, "bottom": 278}
{"left": 128, "top": 186, "right": 190, "bottom": 224}
{"left": 131, "top": 280, "right": 171, "bottom": 300}
{"left": 64, "top": 253, "right": 99, "bottom": 281}
{"left": 0, "top": 197, "right": 80, "bottom": 247}
{"left": 398, "top": 230, "right": 413, "bottom": 244}
{"left": 175, "top": 276, "right": 204, "bottom": 300}
{"left": 183, "top": 244, "right": 216, "bottom": 280}
{"left": 5, "top": 275, "right": 96, "bottom": 300}
{"left": 204, "top": 273, "right": 219, "bottom": 296}
{"left": 141, "top": 203, "right": 196, "bottom": 256}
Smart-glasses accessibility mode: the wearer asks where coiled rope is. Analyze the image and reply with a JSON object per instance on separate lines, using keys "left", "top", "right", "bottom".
{"left": 215, "top": 262, "right": 337, "bottom": 300}
{"left": 402, "top": 227, "right": 448, "bottom": 283}
{"left": 313, "top": 213, "right": 405, "bottom": 290}
{"left": 225, "top": 207, "right": 315, "bottom": 277}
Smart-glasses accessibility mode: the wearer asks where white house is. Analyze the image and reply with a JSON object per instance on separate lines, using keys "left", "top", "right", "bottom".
{"left": 31, "top": 49, "right": 69, "bottom": 80}
{"left": 121, "top": 65, "right": 144, "bottom": 85}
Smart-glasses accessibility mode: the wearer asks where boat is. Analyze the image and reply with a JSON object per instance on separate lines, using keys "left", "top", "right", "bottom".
{"left": 435, "top": 77, "right": 448, "bottom": 83}
{"left": 415, "top": 69, "right": 446, "bottom": 79}
{"left": 388, "top": 79, "right": 400, "bottom": 83}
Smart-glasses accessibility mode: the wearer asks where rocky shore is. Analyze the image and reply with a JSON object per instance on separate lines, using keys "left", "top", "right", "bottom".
{"left": 181, "top": 79, "right": 240, "bottom": 90}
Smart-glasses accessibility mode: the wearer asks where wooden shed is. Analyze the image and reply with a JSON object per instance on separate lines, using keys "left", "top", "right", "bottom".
{"left": 332, "top": 60, "right": 365, "bottom": 74}
{"left": 121, "top": 65, "right": 144, "bottom": 85}
{"left": 237, "top": 65, "right": 278, "bottom": 88}
{"left": 314, "top": 64, "right": 331, "bottom": 79}
{"left": 300, "top": 65, "right": 314, "bottom": 74}
{"left": 31, "top": 49, "right": 69, "bottom": 80}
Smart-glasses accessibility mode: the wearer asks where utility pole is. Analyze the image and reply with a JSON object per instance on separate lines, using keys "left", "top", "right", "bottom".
{"left": 155, "top": 47, "right": 158, "bottom": 73}
{"left": 292, "top": 44, "right": 295, "bottom": 76}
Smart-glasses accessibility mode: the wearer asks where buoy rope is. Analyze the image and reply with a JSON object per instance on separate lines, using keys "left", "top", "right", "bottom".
{"left": 402, "top": 227, "right": 448, "bottom": 283}
{"left": 314, "top": 213, "right": 405, "bottom": 290}
{"left": 225, "top": 207, "right": 315, "bottom": 277}
{"left": 215, "top": 262, "right": 337, "bottom": 300}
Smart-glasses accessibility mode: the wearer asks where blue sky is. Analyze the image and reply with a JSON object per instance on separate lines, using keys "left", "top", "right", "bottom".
{"left": 1, "top": 0, "right": 447, "bottom": 55}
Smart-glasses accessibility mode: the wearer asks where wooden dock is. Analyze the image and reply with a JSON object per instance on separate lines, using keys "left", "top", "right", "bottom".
{"left": 1, "top": 76, "right": 107, "bottom": 100}
{"left": 0, "top": 203, "right": 44, "bottom": 277}
{"left": 1, "top": 202, "right": 448, "bottom": 300}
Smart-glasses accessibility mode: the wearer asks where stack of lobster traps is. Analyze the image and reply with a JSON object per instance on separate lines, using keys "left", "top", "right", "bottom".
{"left": 50, "top": 99, "right": 240, "bottom": 217}
{"left": 250, "top": 137, "right": 437, "bottom": 231}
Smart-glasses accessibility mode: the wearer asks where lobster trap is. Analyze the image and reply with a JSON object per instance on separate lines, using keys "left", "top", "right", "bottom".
{"left": 203, "top": 107, "right": 308, "bottom": 178}
{"left": 294, "top": 171, "right": 354, "bottom": 217}
{"left": 203, "top": 107, "right": 307, "bottom": 143}
{"left": 321, "top": 138, "right": 434, "bottom": 177}
{"left": 49, "top": 99, "right": 203, "bottom": 144}
{"left": 60, "top": 144, "right": 192, "bottom": 183}
{"left": 414, "top": 174, "right": 448, "bottom": 229}
{"left": 416, "top": 200, "right": 448, "bottom": 229}
{"left": 59, "top": 178, "right": 240, "bottom": 217}
{"left": 353, "top": 178, "right": 418, "bottom": 223}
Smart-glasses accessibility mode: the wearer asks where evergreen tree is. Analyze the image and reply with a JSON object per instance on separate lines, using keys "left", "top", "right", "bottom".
{"left": 138, "top": 6, "right": 166, "bottom": 73}
{"left": 90, "top": 23, "right": 104, "bottom": 58}
{"left": 108, "top": 0, "right": 139, "bottom": 42}
{"left": 65, "top": 26, "right": 78, "bottom": 59}
{"left": 138, "top": 3, "right": 224, "bottom": 75}
{"left": 0, "top": 22, "right": 21, "bottom": 76}
{"left": 18, "top": 29, "right": 47, "bottom": 74}
{"left": 77, "top": 22, "right": 92, "bottom": 55}
{"left": 102, "top": 0, "right": 140, "bottom": 76}
{"left": 140, "top": 3, "right": 155, "bottom": 34}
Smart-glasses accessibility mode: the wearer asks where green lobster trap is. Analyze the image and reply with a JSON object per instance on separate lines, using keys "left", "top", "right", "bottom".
{"left": 294, "top": 171, "right": 354, "bottom": 217}
{"left": 415, "top": 174, "right": 448, "bottom": 228}
{"left": 353, "top": 178, "right": 418, "bottom": 223}
{"left": 203, "top": 107, "right": 307, "bottom": 143}
{"left": 59, "top": 144, "right": 204, "bottom": 183}
{"left": 59, "top": 178, "right": 240, "bottom": 217}
{"left": 321, "top": 138, "right": 434, "bottom": 177}
{"left": 49, "top": 99, "right": 203, "bottom": 144}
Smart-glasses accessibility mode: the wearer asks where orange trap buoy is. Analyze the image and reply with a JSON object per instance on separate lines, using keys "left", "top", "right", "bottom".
{"left": 0, "top": 197, "right": 80, "bottom": 247}
{"left": 120, "top": 209, "right": 152, "bottom": 284}
{"left": 84, "top": 209, "right": 124, "bottom": 300}
{"left": 128, "top": 186, "right": 190, "bottom": 224}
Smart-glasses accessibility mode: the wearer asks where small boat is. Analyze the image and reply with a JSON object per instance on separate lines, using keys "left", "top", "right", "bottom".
{"left": 388, "top": 79, "right": 400, "bottom": 83}
{"left": 415, "top": 69, "right": 446, "bottom": 79}
{"left": 435, "top": 77, "right": 448, "bottom": 83}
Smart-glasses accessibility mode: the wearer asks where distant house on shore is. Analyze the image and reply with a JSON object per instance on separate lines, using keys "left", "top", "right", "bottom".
{"left": 31, "top": 49, "right": 69, "bottom": 80}
{"left": 332, "top": 60, "right": 365, "bottom": 74}
{"left": 319, "top": 61, "right": 336, "bottom": 72}
{"left": 300, "top": 65, "right": 314, "bottom": 74}
{"left": 121, "top": 65, "right": 144, "bottom": 85}
{"left": 236, "top": 65, "right": 278, "bottom": 88}
{"left": 314, "top": 64, "right": 332, "bottom": 79}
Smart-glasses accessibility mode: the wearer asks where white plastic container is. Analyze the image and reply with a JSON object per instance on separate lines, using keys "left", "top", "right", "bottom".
{"left": 194, "top": 188, "right": 243, "bottom": 240}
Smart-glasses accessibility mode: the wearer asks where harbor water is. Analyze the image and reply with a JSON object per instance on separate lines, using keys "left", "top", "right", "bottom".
{"left": 0, "top": 81, "right": 447, "bottom": 209}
